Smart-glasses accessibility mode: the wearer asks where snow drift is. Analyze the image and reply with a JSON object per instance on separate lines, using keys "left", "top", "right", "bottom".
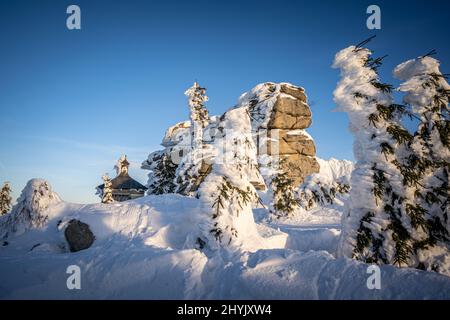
{"left": 1, "top": 180, "right": 450, "bottom": 299}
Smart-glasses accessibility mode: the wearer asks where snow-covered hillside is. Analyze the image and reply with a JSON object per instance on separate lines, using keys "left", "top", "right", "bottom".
{"left": 1, "top": 179, "right": 450, "bottom": 299}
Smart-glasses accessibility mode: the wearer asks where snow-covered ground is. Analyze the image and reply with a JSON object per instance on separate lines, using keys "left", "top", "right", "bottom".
{"left": 1, "top": 190, "right": 450, "bottom": 299}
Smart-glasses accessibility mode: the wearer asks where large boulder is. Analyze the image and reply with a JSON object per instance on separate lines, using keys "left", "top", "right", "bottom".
{"left": 64, "top": 219, "right": 95, "bottom": 252}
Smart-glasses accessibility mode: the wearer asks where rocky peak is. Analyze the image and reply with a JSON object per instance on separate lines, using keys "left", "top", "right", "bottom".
{"left": 237, "top": 82, "right": 320, "bottom": 186}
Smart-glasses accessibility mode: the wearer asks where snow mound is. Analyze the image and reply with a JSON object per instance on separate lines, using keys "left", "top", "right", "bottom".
{"left": 161, "top": 121, "right": 191, "bottom": 148}
{"left": 2, "top": 180, "right": 450, "bottom": 299}
{"left": 1, "top": 181, "right": 287, "bottom": 255}
{"left": 316, "top": 158, "right": 354, "bottom": 183}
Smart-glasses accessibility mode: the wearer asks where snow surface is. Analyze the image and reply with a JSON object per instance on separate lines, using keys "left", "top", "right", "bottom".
{"left": 1, "top": 179, "right": 450, "bottom": 299}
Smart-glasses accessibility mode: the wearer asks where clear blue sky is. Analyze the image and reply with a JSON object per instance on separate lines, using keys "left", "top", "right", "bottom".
{"left": 0, "top": 0, "right": 449, "bottom": 204}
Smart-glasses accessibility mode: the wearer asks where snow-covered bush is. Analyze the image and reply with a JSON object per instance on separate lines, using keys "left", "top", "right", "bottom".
{"left": 0, "top": 179, "right": 61, "bottom": 239}
{"left": 269, "top": 165, "right": 299, "bottom": 218}
{"left": 298, "top": 158, "right": 353, "bottom": 210}
{"left": 0, "top": 182, "right": 12, "bottom": 215}
{"left": 299, "top": 176, "right": 350, "bottom": 210}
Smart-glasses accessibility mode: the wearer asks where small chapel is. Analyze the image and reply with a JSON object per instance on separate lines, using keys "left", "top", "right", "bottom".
{"left": 97, "top": 155, "right": 148, "bottom": 202}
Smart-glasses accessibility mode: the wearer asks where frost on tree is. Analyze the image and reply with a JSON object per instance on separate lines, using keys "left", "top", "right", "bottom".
{"left": 269, "top": 162, "right": 300, "bottom": 218}
{"left": 298, "top": 175, "right": 350, "bottom": 211}
{"left": 101, "top": 174, "right": 115, "bottom": 204}
{"left": 194, "top": 108, "right": 266, "bottom": 251}
{"left": 144, "top": 150, "right": 177, "bottom": 195}
{"left": 175, "top": 82, "right": 212, "bottom": 195}
{"left": 333, "top": 41, "right": 423, "bottom": 268}
{"left": 393, "top": 54, "right": 450, "bottom": 274}
{"left": 298, "top": 158, "right": 353, "bottom": 210}
{"left": 0, "top": 179, "right": 61, "bottom": 239}
{"left": 141, "top": 121, "right": 191, "bottom": 195}
{"left": 185, "top": 81, "right": 209, "bottom": 150}
{"left": 0, "top": 182, "right": 12, "bottom": 216}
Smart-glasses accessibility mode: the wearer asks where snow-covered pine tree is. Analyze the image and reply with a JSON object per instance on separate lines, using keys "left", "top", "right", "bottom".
{"left": 185, "top": 81, "right": 209, "bottom": 150}
{"left": 146, "top": 151, "right": 177, "bottom": 195}
{"left": 269, "top": 162, "right": 300, "bottom": 218}
{"left": 101, "top": 174, "right": 115, "bottom": 204}
{"left": 298, "top": 176, "right": 350, "bottom": 210}
{"left": 297, "top": 158, "right": 353, "bottom": 210}
{"left": 0, "top": 182, "right": 12, "bottom": 215}
{"left": 175, "top": 82, "right": 211, "bottom": 195}
{"left": 1, "top": 179, "right": 61, "bottom": 239}
{"left": 333, "top": 40, "right": 417, "bottom": 266}
{"left": 393, "top": 54, "right": 450, "bottom": 273}
{"left": 194, "top": 107, "right": 265, "bottom": 251}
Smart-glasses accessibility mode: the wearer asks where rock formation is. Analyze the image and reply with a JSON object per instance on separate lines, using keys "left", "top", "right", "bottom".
{"left": 245, "top": 83, "right": 320, "bottom": 187}
{"left": 142, "top": 82, "right": 320, "bottom": 194}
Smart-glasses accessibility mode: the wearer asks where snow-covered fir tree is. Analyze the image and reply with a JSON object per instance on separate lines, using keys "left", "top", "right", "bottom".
{"left": 185, "top": 81, "right": 209, "bottom": 150}
{"left": 0, "top": 182, "right": 12, "bottom": 216}
{"left": 333, "top": 41, "right": 421, "bottom": 267}
{"left": 175, "top": 82, "right": 211, "bottom": 195}
{"left": 269, "top": 163, "right": 299, "bottom": 218}
{"left": 1, "top": 179, "right": 61, "bottom": 238}
{"left": 298, "top": 176, "right": 350, "bottom": 210}
{"left": 145, "top": 150, "right": 177, "bottom": 195}
{"left": 101, "top": 174, "right": 115, "bottom": 204}
{"left": 194, "top": 107, "right": 266, "bottom": 251}
{"left": 393, "top": 54, "right": 450, "bottom": 273}
{"left": 297, "top": 158, "right": 353, "bottom": 210}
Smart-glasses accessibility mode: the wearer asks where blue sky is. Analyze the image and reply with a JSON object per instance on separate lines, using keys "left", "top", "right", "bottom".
{"left": 0, "top": 0, "right": 449, "bottom": 204}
